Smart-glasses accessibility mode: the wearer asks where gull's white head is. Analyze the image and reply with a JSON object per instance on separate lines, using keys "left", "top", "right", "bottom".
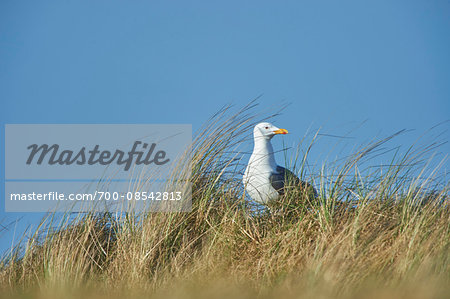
{"left": 253, "top": 122, "right": 288, "bottom": 140}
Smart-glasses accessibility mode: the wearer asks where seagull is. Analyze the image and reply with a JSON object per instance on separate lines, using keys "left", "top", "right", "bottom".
{"left": 243, "top": 122, "right": 317, "bottom": 205}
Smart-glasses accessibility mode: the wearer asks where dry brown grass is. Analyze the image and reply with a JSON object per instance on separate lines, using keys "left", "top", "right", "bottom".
{"left": 1, "top": 103, "right": 449, "bottom": 299}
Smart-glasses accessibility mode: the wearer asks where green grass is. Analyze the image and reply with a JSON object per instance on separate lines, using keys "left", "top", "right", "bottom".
{"left": 1, "top": 103, "right": 449, "bottom": 299}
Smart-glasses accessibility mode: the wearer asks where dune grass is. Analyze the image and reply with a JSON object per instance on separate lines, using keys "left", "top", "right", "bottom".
{"left": 1, "top": 103, "right": 449, "bottom": 299}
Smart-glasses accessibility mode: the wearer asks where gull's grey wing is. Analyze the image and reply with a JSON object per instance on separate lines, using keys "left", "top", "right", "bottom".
{"left": 270, "top": 166, "right": 318, "bottom": 198}
{"left": 269, "top": 166, "right": 300, "bottom": 195}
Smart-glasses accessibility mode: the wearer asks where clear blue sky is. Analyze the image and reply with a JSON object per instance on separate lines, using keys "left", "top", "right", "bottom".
{"left": 1, "top": 1, "right": 449, "bottom": 255}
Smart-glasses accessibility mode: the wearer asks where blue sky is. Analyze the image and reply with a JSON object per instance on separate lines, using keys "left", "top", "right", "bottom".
{"left": 1, "top": 1, "right": 449, "bottom": 255}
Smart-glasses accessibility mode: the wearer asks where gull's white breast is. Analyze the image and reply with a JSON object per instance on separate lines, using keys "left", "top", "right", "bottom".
{"left": 243, "top": 162, "right": 279, "bottom": 205}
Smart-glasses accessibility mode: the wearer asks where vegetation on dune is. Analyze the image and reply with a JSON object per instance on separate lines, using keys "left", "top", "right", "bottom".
{"left": 1, "top": 103, "right": 449, "bottom": 299}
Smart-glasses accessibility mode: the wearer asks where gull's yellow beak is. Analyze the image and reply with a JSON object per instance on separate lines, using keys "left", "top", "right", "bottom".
{"left": 273, "top": 128, "right": 288, "bottom": 135}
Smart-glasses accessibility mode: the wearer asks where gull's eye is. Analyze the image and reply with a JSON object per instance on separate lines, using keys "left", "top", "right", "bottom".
{"left": 265, "top": 126, "right": 269, "bottom": 129}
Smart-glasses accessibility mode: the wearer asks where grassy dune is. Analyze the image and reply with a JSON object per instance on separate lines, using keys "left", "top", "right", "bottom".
{"left": 1, "top": 104, "right": 449, "bottom": 299}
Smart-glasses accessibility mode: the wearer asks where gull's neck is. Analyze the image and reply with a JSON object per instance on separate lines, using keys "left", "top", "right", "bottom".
{"left": 250, "top": 135, "right": 277, "bottom": 169}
